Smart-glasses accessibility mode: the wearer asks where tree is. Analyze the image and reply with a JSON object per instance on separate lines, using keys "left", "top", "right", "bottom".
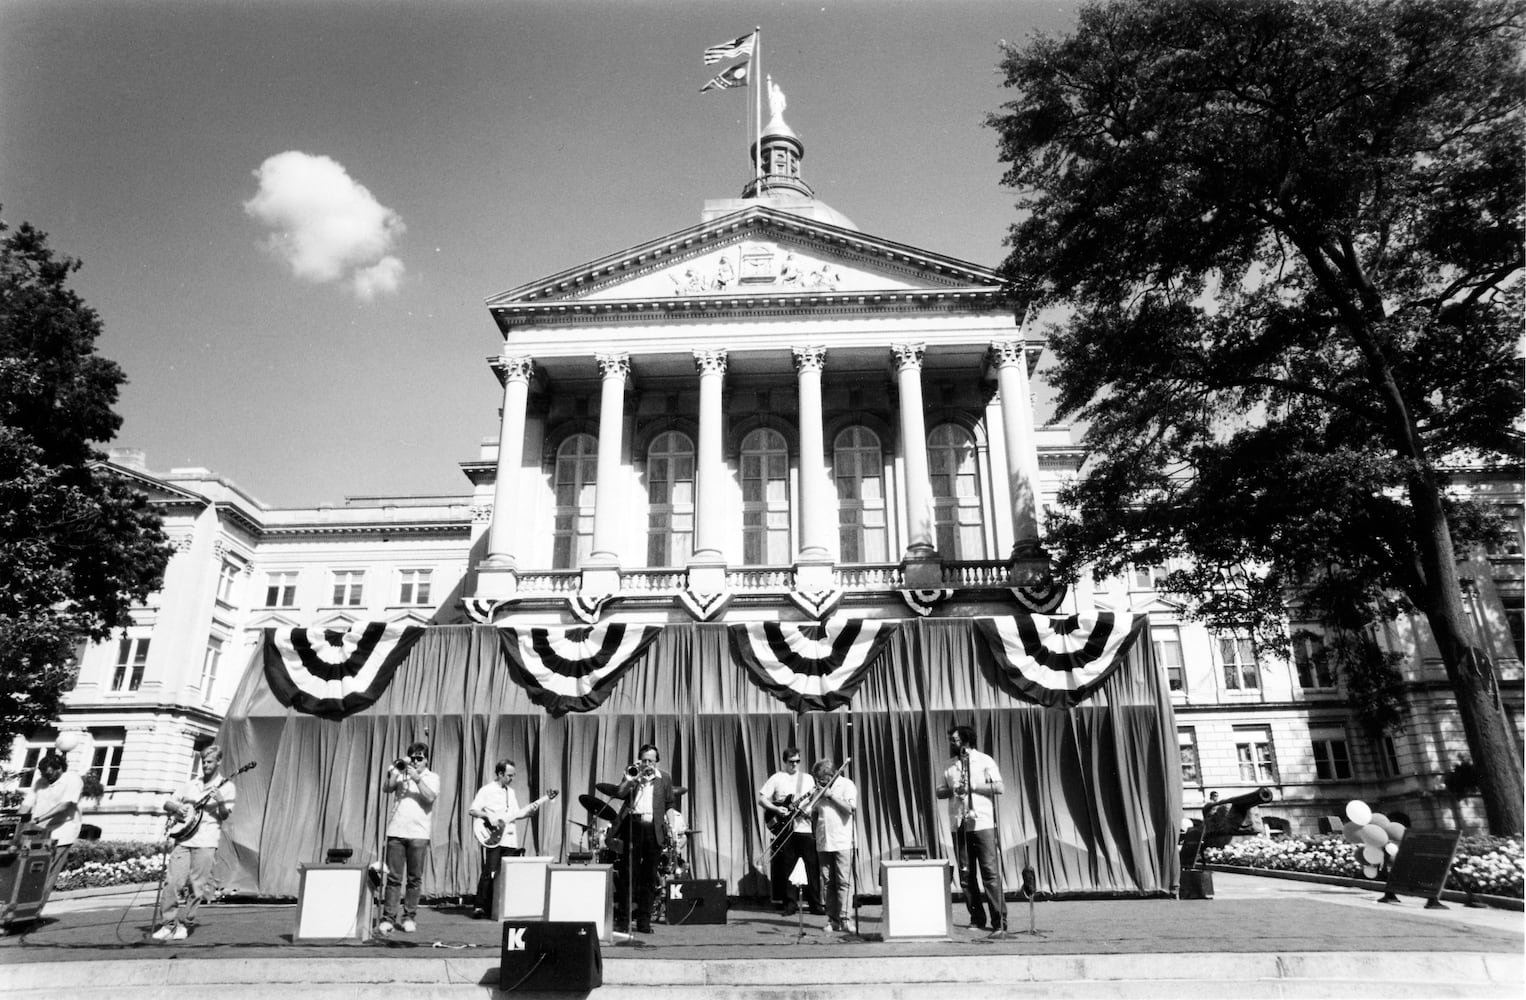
{"left": 989, "top": 1, "right": 1524, "bottom": 832}
{"left": 0, "top": 214, "right": 172, "bottom": 749}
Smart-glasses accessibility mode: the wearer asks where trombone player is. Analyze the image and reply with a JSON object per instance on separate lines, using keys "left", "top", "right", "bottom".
{"left": 613, "top": 744, "right": 678, "bottom": 933}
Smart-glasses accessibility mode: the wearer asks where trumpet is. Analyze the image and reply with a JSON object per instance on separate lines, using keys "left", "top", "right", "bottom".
{"left": 625, "top": 760, "right": 657, "bottom": 780}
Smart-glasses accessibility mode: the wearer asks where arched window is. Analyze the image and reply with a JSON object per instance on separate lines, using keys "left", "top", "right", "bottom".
{"left": 552, "top": 434, "right": 598, "bottom": 569}
{"left": 928, "top": 423, "right": 986, "bottom": 559}
{"left": 833, "top": 426, "right": 888, "bottom": 563}
{"left": 645, "top": 431, "right": 695, "bottom": 567}
{"left": 740, "top": 428, "right": 791, "bottom": 565}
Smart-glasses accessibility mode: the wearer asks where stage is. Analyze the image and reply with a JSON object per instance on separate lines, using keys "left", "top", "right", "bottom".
{"left": 2, "top": 873, "right": 1520, "bottom": 998}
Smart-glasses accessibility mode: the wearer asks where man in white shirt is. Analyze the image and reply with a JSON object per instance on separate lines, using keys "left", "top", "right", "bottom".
{"left": 379, "top": 741, "right": 439, "bottom": 935}
{"left": 27, "top": 753, "right": 84, "bottom": 893}
{"left": 809, "top": 758, "right": 857, "bottom": 934}
{"left": 757, "top": 747, "right": 823, "bottom": 916}
{"left": 152, "top": 745, "right": 236, "bottom": 942}
{"left": 467, "top": 758, "right": 556, "bottom": 918}
{"left": 935, "top": 725, "right": 1007, "bottom": 937}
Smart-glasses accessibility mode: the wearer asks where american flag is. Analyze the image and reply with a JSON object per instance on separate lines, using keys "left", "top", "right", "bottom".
{"left": 700, "top": 61, "right": 749, "bottom": 93}
{"left": 703, "top": 32, "right": 756, "bottom": 65}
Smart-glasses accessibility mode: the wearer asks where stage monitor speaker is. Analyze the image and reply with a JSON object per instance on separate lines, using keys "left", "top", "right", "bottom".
{"left": 1179, "top": 869, "right": 1214, "bottom": 900}
{"left": 294, "top": 864, "right": 370, "bottom": 940}
{"left": 664, "top": 879, "right": 728, "bottom": 925}
{"left": 494, "top": 855, "right": 553, "bottom": 921}
{"left": 544, "top": 863, "right": 614, "bottom": 943}
{"left": 324, "top": 848, "right": 353, "bottom": 864}
{"left": 899, "top": 844, "right": 929, "bottom": 861}
{"left": 881, "top": 859, "right": 953, "bottom": 940}
{"left": 499, "top": 920, "right": 602, "bottom": 992}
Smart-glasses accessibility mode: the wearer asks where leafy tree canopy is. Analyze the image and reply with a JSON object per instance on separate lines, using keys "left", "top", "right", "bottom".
{"left": 991, "top": 0, "right": 1523, "bottom": 831}
{"left": 0, "top": 214, "right": 171, "bottom": 749}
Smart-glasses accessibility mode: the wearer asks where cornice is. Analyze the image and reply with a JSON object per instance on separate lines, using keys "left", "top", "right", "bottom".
{"left": 259, "top": 520, "right": 472, "bottom": 539}
{"left": 494, "top": 288, "right": 1012, "bottom": 329}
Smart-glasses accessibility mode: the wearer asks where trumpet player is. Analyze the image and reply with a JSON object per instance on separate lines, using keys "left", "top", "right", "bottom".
{"left": 613, "top": 744, "right": 677, "bottom": 933}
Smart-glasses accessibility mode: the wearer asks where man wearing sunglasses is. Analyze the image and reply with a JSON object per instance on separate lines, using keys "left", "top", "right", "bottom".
{"left": 757, "top": 748, "right": 823, "bottom": 917}
{"left": 379, "top": 742, "right": 438, "bottom": 934}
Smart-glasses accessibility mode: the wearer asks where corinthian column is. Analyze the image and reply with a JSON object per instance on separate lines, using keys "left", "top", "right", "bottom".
{"left": 587, "top": 353, "right": 630, "bottom": 570}
{"left": 892, "top": 343, "right": 940, "bottom": 586}
{"left": 792, "top": 346, "right": 833, "bottom": 567}
{"left": 475, "top": 356, "right": 533, "bottom": 599}
{"left": 689, "top": 350, "right": 728, "bottom": 594}
{"left": 990, "top": 339, "right": 1050, "bottom": 583}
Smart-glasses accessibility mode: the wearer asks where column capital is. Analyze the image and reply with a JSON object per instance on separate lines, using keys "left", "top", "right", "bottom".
{"left": 791, "top": 345, "right": 827, "bottom": 373}
{"left": 890, "top": 343, "right": 926, "bottom": 372}
{"left": 490, "top": 355, "right": 535, "bottom": 385}
{"left": 693, "top": 349, "right": 729, "bottom": 377}
{"left": 987, "top": 339, "right": 1043, "bottom": 376}
{"left": 595, "top": 353, "right": 631, "bottom": 380}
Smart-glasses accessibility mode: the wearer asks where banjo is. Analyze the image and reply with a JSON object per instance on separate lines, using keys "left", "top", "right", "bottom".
{"left": 474, "top": 789, "right": 558, "bottom": 848}
{"left": 165, "top": 761, "right": 256, "bottom": 844}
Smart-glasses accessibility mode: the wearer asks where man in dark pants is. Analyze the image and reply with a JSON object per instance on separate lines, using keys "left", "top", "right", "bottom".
{"left": 757, "top": 747, "right": 823, "bottom": 916}
{"left": 613, "top": 744, "right": 679, "bottom": 933}
{"left": 935, "top": 725, "right": 1008, "bottom": 937}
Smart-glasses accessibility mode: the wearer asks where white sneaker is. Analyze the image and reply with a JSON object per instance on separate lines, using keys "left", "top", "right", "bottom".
{"left": 151, "top": 925, "right": 173, "bottom": 941}
{"left": 171, "top": 925, "right": 189, "bottom": 941}
{"left": 377, "top": 919, "right": 394, "bottom": 934}
{"left": 400, "top": 918, "right": 417, "bottom": 933}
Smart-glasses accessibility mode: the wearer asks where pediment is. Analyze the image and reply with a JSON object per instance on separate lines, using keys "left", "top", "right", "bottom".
{"left": 486, "top": 206, "right": 1006, "bottom": 321}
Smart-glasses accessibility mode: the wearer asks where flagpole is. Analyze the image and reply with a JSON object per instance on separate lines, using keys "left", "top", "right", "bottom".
{"left": 754, "top": 26, "right": 763, "bottom": 195}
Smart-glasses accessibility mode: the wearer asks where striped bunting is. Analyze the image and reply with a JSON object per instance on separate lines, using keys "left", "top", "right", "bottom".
{"left": 263, "top": 623, "right": 425, "bottom": 719}
{"left": 728, "top": 619, "right": 898, "bottom": 713}
{"left": 497, "top": 623, "right": 662, "bottom": 717}
{"left": 973, "top": 613, "right": 1146, "bottom": 707}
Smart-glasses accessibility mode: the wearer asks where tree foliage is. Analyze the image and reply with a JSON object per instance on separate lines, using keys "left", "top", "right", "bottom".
{"left": 990, "top": 1, "right": 1523, "bottom": 831}
{"left": 0, "top": 214, "right": 172, "bottom": 749}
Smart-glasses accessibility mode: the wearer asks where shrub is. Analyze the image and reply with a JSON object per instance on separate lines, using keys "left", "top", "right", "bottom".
{"left": 1204, "top": 833, "right": 1524, "bottom": 899}
{"left": 52, "top": 840, "right": 169, "bottom": 893}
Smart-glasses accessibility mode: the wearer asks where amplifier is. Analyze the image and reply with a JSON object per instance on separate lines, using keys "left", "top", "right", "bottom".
{"left": 664, "top": 878, "right": 727, "bottom": 925}
{"left": 499, "top": 921, "right": 602, "bottom": 991}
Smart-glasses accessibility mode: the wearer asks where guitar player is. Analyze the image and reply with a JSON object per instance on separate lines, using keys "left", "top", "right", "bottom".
{"left": 756, "top": 747, "right": 823, "bottom": 916}
{"left": 467, "top": 759, "right": 557, "bottom": 918}
{"left": 152, "top": 745, "right": 236, "bottom": 942}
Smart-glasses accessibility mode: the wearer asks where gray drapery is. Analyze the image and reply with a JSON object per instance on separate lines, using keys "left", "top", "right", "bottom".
{"left": 217, "top": 619, "right": 1181, "bottom": 898}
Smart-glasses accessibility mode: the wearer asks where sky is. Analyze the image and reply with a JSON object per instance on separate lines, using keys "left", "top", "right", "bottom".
{"left": 1, "top": 0, "right": 1079, "bottom": 508}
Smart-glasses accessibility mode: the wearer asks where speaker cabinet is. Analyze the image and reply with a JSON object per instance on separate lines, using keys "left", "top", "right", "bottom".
{"left": 544, "top": 863, "right": 614, "bottom": 943}
{"left": 499, "top": 921, "right": 602, "bottom": 992}
{"left": 294, "top": 864, "right": 370, "bottom": 940}
{"left": 664, "top": 878, "right": 728, "bottom": 925}
{"left": 1179, "top": 869, "right": 1214, "bottom": 900}
{"left": 880, "top": 859, "right": 953, "bottom": 940}
{"left": 494, "top": 855, "right": 553, "bottom": 921}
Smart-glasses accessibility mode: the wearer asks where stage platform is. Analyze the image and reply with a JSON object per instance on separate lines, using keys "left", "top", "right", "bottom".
{"left": 1, "top": 873, "right": 1521, "bottom": 998}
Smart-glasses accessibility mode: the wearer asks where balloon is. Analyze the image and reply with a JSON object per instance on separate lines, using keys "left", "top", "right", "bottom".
{"left": 1384, "top": 842, "right": 1399, "bottom": 859}
{"left": 54, "top": 732, "right": 81, "bottom": 752}
{"left": 1384, "top": 821, "right": 1406, "bottom": 842}
{"left": 1362, "top": 844, "right": 1385, "bottom": 865}
{"left": 1342, "top": 821, "right": 1364, "bottom": 844}
{"left": 1345, "top": 800, "right": 1372, "bottom": 826}
{"left": 1359, "top": 823, "right": 1390, "bottom": 849}
{"left": 1362, "top": 864, "right": 1380, "bottom": 879}
{"left": 1368, "top": 812, "right": 1389, "bottom": 829}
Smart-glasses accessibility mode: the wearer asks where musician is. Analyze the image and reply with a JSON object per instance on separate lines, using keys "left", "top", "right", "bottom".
{"left": 809, "top": 758, "right": 857, "bottom": 934}
{"left": 613, "top": 744, "right": 678, "bottom": 933}
{"left": 378, "top": 741, "right": 439, "bottom": 935}
{"left": 935, "top": 725, "right": 1007, "bottom": 938}
{"left": 757, "top": 747, "right": 823, "bottom": 916}
{"left": 467, "top": 758, "right": 552, "bottom": 918}
{"left": 151, "top": 745, "right": 236, "bottom": 942}
{"left": 25, "top": 753, "right": 83, "bottom": 891}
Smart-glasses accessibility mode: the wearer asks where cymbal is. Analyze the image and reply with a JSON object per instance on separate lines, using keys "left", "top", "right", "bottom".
{"left": 594, "top": 781, "right": 624, "bottom": 797}
{"left": 577, "top": 793, "right": 621, "bottom": 824}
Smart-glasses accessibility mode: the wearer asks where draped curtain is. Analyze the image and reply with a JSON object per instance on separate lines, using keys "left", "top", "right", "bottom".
{"left": 218, "top": 619, "right": 1180, "bottom": 899}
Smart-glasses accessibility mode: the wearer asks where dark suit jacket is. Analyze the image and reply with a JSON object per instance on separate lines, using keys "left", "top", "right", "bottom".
{"left": 616, "top": 769, "right": 678, "bottom": 847}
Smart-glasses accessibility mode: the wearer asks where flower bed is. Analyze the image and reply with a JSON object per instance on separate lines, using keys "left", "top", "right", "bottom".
{"left": 53, "top": 841, "right": 167, "bottom": 893}
{"left": 1203, "top": 832, "right": 1524, "bottom": 899}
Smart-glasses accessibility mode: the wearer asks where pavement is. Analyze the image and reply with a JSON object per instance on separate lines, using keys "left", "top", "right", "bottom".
{"left": 1, "top": 872, "right": 1521, "bottom": 998}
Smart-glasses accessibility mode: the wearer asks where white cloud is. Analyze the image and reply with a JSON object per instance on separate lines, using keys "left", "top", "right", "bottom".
{"left": 243, "top": 151, "right": 406, "bottom": 299}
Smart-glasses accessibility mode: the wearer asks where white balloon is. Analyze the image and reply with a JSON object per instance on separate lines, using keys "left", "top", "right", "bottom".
{"left": 1368, "top": 812, "right": 1390, "bottom": 829}
{"left": 1362, "top": 844, "right": 1385, "bottom": 865}
{"left": 1362, "top": 864, "right": 1380, "bottom": 879}
{"left": 1345, "top": 800, "right": 1372, "bottom": 826}
{"left": 1384, "top": 842, "right": 1399, "bottom": 859}
{"left": 54, "top": 732, "right": 81, "bottom": 753}
{"left": 1359, "top": 823, "right": 1390, "bottom": 849}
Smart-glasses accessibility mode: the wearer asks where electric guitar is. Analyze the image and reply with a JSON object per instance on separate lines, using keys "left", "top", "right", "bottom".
{"left": 165, "top": 762, "right": 256, "bottom": 844}
{"left": 473, "top": 789, "right": 559, "bottom": 847}
{"left": 764, "top": 794, "right": 799, "bottom": 836}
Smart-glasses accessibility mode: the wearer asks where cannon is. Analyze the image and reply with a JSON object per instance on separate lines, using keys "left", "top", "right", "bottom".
{"left": 1201, "top": 787, "right": 1274, "bottom": 849}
